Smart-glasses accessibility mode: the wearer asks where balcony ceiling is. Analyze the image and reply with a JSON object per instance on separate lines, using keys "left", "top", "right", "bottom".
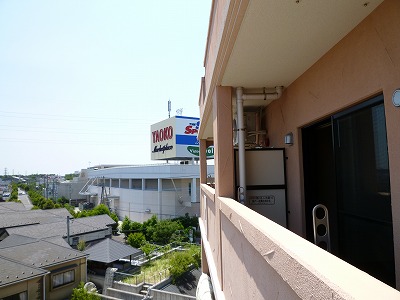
{"left": 222, "top": 0, "right": 383, "bottom": 91}
{"left": 201, "top": 0, "right": 383, "bottom": 140}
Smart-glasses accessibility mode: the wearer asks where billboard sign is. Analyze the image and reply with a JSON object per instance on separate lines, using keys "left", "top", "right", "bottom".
{"left": 151, "top": 116, "right": 213, "bottom": 160}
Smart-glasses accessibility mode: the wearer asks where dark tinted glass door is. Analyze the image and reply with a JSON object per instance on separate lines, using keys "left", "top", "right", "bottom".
{"left": 333, "top": 95, "right": 395, "bottom": 286}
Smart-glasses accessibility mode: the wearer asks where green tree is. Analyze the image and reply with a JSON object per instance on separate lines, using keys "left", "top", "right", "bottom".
{"left": 143, "top": 214, "right": 158, "bottom": 228}
{"left": 9, "top": 183, "right": 19, "bottom": 201}
{"left": 70, "top": 282, "right": 100, "bottom": 300}
{"left": 151, "top": 219, "right": 184, "bottom": 244}
{"left": 110, "top": 212, "right": 119, "bottom": 223}
{"left": 127, "top": 232, "right": 146, "bottom": 248}
{"left": 42, "top": 199, "right": 55, "bottom": 209}
{"left": 142, "top": 215, "right": 158, "bottom": 241}
{"left": 57, "top": 196, "right": 68, "bottom": 205}
{"left": 172, "top": 213, "right": 198, "bottom": 228}
{"left": 130, "top": 221, "right": 142, "bottom": 232}
{"left": 90, "top": 204, "right": 110, "bottom": 216}
{"left": 140, "top": 242, "right": 157, "bottom": 259}
{"left": 121, "top": 216, "right": 131, "bottom": 234}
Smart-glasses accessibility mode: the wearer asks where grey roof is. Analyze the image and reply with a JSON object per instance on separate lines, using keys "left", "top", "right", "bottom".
{"left": 84, "top": 238, "right": 141, "bottom": 263}
{"left": 0, "top": 202, "right": 27, "bottom": 213}
{"left": 159, "top": 268, "right": 201, "bottom": 297}
{"left": 0, "top": 256, "right": 48, "bottom": 287}
{"left": 0, "top": 234, "right": 71, "bottom": 249}
{"left": 44, "top": 208, "right": 72, "bottom": 218}
{"left": 43, "top": 236, "right": 72, "bottom": 248}
{"left": 6, "top": 214, "right": 112, "bottom": 239}
{"left": 0, "top": 234, "right": 38, "bottom": 248}
{"left": 6, "top": 221, "right": 66, "bottom": 239}
{"left": 0, "top": 239, "right": 86, "bottom": 268}
{"left": 73, "top": 214, "right": 116, "bottom": 228}
{"left": 0, "top": 208, "right": 72, "bottom": 229}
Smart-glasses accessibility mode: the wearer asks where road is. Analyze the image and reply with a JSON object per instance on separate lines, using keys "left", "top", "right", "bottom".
{"left": 18, "top": 189, "right": 33, "bottom": 210}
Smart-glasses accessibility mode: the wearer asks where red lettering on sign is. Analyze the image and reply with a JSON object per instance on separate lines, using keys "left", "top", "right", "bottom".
{"left": 152, "top": 126, "right": 173, "bottom": 143}
{"left": 184, "top": 125, "right": 198, "bottom": 135}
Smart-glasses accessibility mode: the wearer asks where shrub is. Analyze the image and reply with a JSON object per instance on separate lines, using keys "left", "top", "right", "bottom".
{"left": 70, "top": 282, "right": 100, "bottom": 300}
{"left": 127, "top": 232, "right": 146, "bottom": 248}
{"left": 168, "top": 249, "right": 199, "bottom": 282}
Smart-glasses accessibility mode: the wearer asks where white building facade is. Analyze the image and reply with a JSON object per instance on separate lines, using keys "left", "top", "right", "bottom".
{"left": 85, "top": 163, "right": 213, "bottom": 222}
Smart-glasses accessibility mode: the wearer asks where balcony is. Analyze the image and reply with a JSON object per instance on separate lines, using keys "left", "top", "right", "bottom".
{"left": 199, "top": 183, "right": 400, "bottom": 299}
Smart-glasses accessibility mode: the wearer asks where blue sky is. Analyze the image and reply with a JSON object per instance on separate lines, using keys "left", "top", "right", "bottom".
{"left": 0, "top": 0, "right": 211, "bottom": 175}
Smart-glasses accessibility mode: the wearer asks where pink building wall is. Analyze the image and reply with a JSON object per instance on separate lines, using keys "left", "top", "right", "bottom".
{"left": 265, "top": 0, "right": 400, "bottom": 284}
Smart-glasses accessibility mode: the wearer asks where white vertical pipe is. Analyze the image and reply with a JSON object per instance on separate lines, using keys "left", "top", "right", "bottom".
{"left": 236, "top": 87, "right": 246, "bottom": 205}
{"left": 191, "top": 177, "right": 197, "bottom": 203}
{"left": 158, "top": 178, "right": 162, "bottom": 219}
{"left": 235, "top": 86, "right": 283, "bottom": 206}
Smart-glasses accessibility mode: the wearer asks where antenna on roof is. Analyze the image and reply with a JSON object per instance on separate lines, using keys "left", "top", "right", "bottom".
{"left": 168, "top": 99, "right": 171, "bottom": 118}
{"left": 176, "top": 108, "right": 183, "bottom": 116}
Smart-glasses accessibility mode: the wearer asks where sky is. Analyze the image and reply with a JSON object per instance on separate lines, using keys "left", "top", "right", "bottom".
{"left": 0, "top": 0, "right": 211, "bottom": 176}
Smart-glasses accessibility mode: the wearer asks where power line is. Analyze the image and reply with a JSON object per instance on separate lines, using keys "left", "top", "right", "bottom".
{"left": 0, "top": 110, "right": 154, "bottom": 123}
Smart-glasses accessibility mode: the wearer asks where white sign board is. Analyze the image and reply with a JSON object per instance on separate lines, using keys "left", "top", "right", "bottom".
{"left": 151, "top": 116, "right": 213, "bottom": 160}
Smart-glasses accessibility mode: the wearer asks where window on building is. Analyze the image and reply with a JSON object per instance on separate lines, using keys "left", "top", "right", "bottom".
{"left": 52, "top": 269, "right": 75, "bottom": 288}
{"left": 1, "top": 291, "right": 27, "bottom": 300}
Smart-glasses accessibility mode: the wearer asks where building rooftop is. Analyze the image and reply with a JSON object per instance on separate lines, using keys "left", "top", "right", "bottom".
{"left": 84, "top": 238, "right": 141, "bottom": 263}
{"left": 0, "top": 208, "right": 72, "bottom": 229}
{"left": 73, "top": 214, "right": 115, "bottom": 228}
{"left": 0, "top": 202, "right": 28, "bottom": 213}
{"left": 0, "top": 234, "right": 71, "bottom": 249}
{"left": 0, "top": 256, "right": 48, "bottom": 287}
{"left": 5, "top": 214, "right": 115, "bottom": 239}
{"left": 0, "top": 239, "right": 86, "bottom": 268}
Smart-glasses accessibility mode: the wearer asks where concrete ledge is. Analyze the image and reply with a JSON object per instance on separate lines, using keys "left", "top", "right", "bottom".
{"left": 200, "top": 184, "right": 215, "bottom": 202}
{"left": 199, "top": 218, "right": 225, "bottom": 300}
{"left": 217, "top": 196, "right": 400, "bottom": 299}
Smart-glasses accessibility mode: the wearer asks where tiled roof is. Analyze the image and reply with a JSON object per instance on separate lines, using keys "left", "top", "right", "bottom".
{"left": 0, "top": 202, "right": 27, "bottom": 213}
{"left": 44, "top": 208, "right": 72, "bottom": 218}
{"left": 0, "top": 256, "right": 48, "bottom": 287}
{"left": 6, "top": 221, "right": 66, "bottom": 239}
{"left": 84, "top": 238, "right": 141, "bottom": 263}
{"left": 0, "top": 234, "right": 38, "bottom": 248}
{"left": 73, "top": 214, "right": 116, "bottom": 228}
{"left": 6, "top": 214, "right": 112, "bottom": 239}
{"left": 0, "top": 239, "right": 86, "bottom": 268}
{"left": 43, "top": 236, "right": 72, "bottom": 248}
{"left": 0, "top": 234, "right": 71, "bottom": 249}
{"left": 0, "top": 208, "right": 72, "bottom": 229}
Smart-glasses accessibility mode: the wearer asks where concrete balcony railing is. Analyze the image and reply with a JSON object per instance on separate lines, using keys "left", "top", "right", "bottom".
{"left": 199, "top": 184, "right": 400, "bottom": 300}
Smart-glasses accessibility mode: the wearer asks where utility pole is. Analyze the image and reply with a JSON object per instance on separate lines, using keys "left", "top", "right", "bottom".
{"left": 45, "top": 175, "right": 47, "bottom": 199}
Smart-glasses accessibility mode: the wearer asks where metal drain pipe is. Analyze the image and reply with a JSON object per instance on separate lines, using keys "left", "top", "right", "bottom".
{"left": 235, "top": 86, "right": 283, "bottom": 205}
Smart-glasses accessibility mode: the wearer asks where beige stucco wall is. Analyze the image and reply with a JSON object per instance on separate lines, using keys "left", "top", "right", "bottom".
{"left": 0, "top": 277, "right": 43, "bottom": 299}
{"left": 46, "top": 257, "right": 86, "bottom": 300}
{"left": 264, "top": 0, "right": 400, "bottom": 286}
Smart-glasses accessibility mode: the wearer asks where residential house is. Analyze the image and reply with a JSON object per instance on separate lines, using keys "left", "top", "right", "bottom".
{"left": 0, "top": 236, "right": 87, "bottom": 300}
{"left": 0, "top": 206, "right": 115, "bottom": 247}
{"left": 0, "top": 256, "right": 48, "bottom": 300}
